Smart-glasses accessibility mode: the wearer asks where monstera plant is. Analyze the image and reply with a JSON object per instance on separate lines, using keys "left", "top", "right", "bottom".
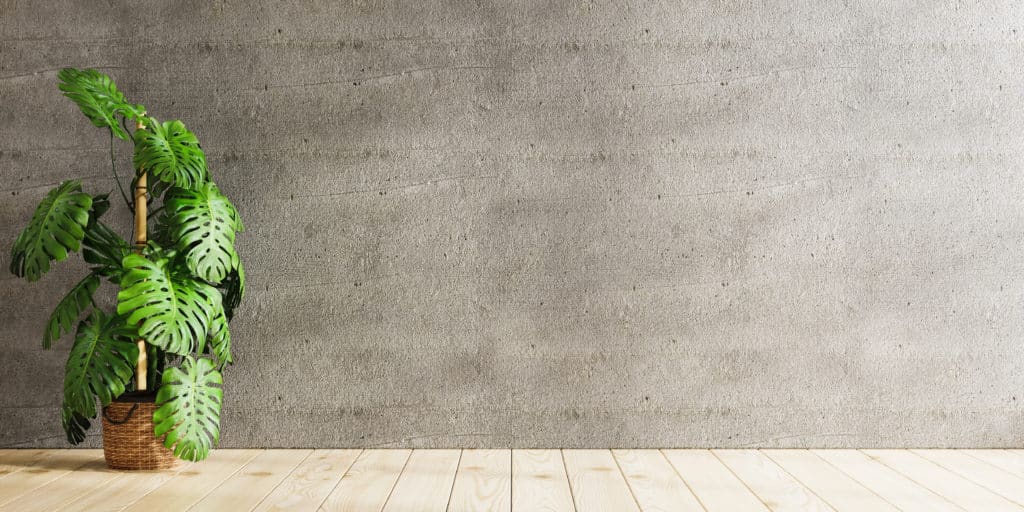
{"left": 9, "top": 68, "right": 244, "bottom": 462}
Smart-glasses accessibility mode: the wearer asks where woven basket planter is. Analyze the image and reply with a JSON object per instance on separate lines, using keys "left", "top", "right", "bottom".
{"left": 102, "top": 393, "right": 176, "bottom": 470}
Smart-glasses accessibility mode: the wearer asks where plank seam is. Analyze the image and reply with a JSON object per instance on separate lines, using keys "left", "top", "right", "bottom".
{"left": 312, "top": 448, "right": 365, "bottom": 511}
{"left": 182, "top": 451, "right": 269, "bottom": 512}
{"left": 908, "top": 450, "right": 1024, "bottom": 509}
{"left": 609, "top": 450, "right": 645, "bottom": 512}
{"left": 120, "top": 451, "right": 259, "bottom": 512}
{"left": 658, "top": 450, "right": 709, "bottom": 512}
{"left": 246, "top": 449, "right": 316, "bottom": 512}
{"left": 708, "top": 450, "right": 773, "bottom": 512}
{"left": 812, "top": 450, "right": 964, "bottom": 512}
{"left": 379, "top": 450, "right": 413, "bottom": 512}
{"left": 856, "top": 449, "right": 979, "bottom": 512}
{"left": 444, "top": 449, "right": 465, "bottom": 511}
{"left": 0, "top": 451, "right": 96, "bottom": 508}
{"left": 559, "top": 449, "right": 579, "bottom": 512}
{"left": 960, "top": 450, "right": 1024, "bottom": 480}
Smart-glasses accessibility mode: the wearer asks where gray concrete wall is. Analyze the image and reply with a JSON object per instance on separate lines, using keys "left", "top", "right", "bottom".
{"left": 1, "top": 0, "right": 1022, "bottom": 448}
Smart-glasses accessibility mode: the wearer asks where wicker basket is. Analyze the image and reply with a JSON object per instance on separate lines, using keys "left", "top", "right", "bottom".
{"left": 102, "top": 393, "right": 176, "bottom": 470}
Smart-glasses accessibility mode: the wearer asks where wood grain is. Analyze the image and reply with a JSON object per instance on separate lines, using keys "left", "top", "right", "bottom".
{"left": 511, "top": 449, "right": 574, "bottom": 512}
{"left": 448, "top": 449, "right": 512, "bottom": 512}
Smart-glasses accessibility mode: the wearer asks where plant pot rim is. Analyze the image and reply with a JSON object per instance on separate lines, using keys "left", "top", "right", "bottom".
{"left": 111, "top": 391, "right": 158, "bottom": 403}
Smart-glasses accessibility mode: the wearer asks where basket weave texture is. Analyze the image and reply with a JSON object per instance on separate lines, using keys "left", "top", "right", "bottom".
{"left": 102, "top": 397, "right": 176, "bottom": 470}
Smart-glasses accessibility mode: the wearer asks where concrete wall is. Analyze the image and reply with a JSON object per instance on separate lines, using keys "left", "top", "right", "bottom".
{"left": 1, "top": 1, "right": 1022, "bottom": 448}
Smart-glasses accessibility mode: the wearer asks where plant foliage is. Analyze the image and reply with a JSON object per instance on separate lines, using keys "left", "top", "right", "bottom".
{"left": 44, "top": 274, "right": 100, "bottom": 349}
{"left": 11, "top": 68, "right": 245, "bottom": 462}
{"left": 117, "top": 252, "right": 219, "bottom": 356}
{"left": 9, "top": 180, "right": 93, "bottom": 281}
{"left": 162, "top": 183, "right": 242, "bottom": 284}
{"left": 63, "top": 311, "right": 138, "bottom": 419}
{"left": 57, "top": 68, "right": 144, "bottom": 140}
{"left": 154, "top": 356, "right": 223, "bottom": 461}
{"left": 61, "top": 403, "right": 90, "bottom": 445}
{"left": 134, "top": 119, "right": 208, "bottom": 189}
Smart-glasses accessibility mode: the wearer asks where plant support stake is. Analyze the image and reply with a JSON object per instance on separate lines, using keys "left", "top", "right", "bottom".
{"left": 133, "top": 114, "right": 147, "bottom": 391}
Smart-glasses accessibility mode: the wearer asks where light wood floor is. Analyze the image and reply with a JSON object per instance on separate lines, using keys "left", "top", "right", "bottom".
{"left": 1, "top": 449, "right": 1023, "bottom": 511}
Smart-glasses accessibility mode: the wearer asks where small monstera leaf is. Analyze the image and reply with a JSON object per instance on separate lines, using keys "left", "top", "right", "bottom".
{"left": 134, "top": 118, "right": 208, "bottom": 189}
{"left": 154, "top": 356, "right": 223, "bottom": 461}
{"left": 117, "top": 252, "right": 218, "bottom": 355}
{"left": 44, "top": 274, "right": 100, "bottom": 349}
{"left": 61, "top": 402, "right": 91, "bottom": 445}
{"left": 163, "top": 183, "right": 242, "bottom": 284}
{"left": 57, "top": 68, "right": 144, "bottom": 140}
{"left": 63, "top": 311, "right": 138, "bottom": 419}
{"left": 10, "top": 181, "right": 93, "bottom": 281}
{"left": 206, "top": 304, "right": 232, "bottom": 368}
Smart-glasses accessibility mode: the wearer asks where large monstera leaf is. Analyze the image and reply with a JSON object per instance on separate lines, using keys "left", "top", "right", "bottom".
{"left": 57, "top": 68, "right": 144, "bottom": 140}
{"left": 134, "top": 119, "right": 208, "bottom": 189}
{"left": 163, "top": 183, "right": 242, "bottom": 284}
{"left": 117, "top": 252, "right": 218, "bottom": 355}
{"left": 154, "top": 356, "right": 223, "bottom": 461}
{"left": 63, "top": 311, "right": 138, "bottom": 419}
{"left": 10, "top": 181, "right": 93, "bottom": 281}
{"left": 44, "top": 274, "right": 100, "bottom": 349}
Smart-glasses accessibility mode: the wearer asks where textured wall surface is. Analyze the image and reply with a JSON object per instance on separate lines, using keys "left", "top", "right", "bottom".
{"left": 1, "top": 1, "right": 1023, "bottom": 448}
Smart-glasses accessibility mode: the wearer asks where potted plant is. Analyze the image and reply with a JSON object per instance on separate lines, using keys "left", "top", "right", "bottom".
{"left": 9, "top": 68, "right": 244, "bottom": 469}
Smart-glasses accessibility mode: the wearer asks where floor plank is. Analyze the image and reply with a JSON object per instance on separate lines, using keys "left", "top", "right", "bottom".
{"left": 663, "top": 449, "right": 768, "bottom": 512}
{"left": 812, "top": 449, "right": 960, "bottom": 512}
{"left": 251, "top": 449, "right": 362, "bottom": 512}
{"left": 0, "top": 449, "right": 55, "bottom": 481}
{"left": 5, "top": 456, "right": 122, "bottom": 512}
{"left": 962, "top": 450, "right": 1024, "bottom": 479}
{"left": 0, "top": 450, "right": 100, "bottom": 508}
{"left": 862, "top": 449, "right": 1023, "bottom": 512}
{"left": 448, "top": 449, "right": 512, "bottom": 512}
{"left": 913, "top": 449, "right": 1024, "bottom": 508}
{"left": 190, "top": 449, "right": 312, "bottom": 511}
{"left": 511, "top": 449, "right": 575, "bottom": 512}
{"left": 320, "top": 449, "right": 411, "bottom": 512}
{"left": 763, "top": 450, "right": 898, "bottom": 512}
{"left": 53, "top": 461, "right": 192, "bottom": 512}
{"left": 0, "top": 449, "right": 1019, "bottom": 511}
{"left": 714, "top": 449, "right": 833, "bottom": 512}
{"left": 121, "top": 449, "right": 262, "bottom": 512}
{"left": 562, "top": 449, "right": 640, "bottom": 512}
{"left": 381, "top": 449, "right": 461, "bottom": 512}
{"left": 613, "top": 449, "right": 703, "bottom": 512}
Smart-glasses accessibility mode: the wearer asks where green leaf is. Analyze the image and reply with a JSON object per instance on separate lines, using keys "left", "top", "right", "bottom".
{"left": 163, "top": 183, "right": 242, "bottom": 284}
{"left": 9, "top": 180, "right": 93, "bottom": 281}
{"left": 134, "top": 119, "right": 208, "bottom": 189}
{"left": 117, "top": 252, "right": 218, "bottom": 355}
{"left": 207, "top": 303, "right": 232, "bottom": 368}
{"left": 57, "top": 68, "right": 144, "bottom": 140}
{"left": 154, "top": 356, "right": 223, "bottom": 461}
{"left": 83, "top": 221, "right": 131, "bottom": 281}
{"left": 220, "top": 260, "right": 245, "bottom": 321}
{"left": 63, "top": 311, "right": 138, "bottom": 419}
{"left": 61, "top": 402, "right": 91, "bottom": 445}
{"left": 44, "top": 274, "right": 100, "bottom": 349}
{"left": 89, "top": 193, "right": 110, "bottom": 222}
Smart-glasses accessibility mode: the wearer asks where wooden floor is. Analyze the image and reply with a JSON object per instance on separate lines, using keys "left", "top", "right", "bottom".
{"left": 1, "top": 449, "right": 1023, "bottom": 511}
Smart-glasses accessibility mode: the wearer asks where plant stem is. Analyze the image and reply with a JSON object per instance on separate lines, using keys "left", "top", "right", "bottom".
{"left": 133, "top": 114, "right": 149, "bottom": 392}
{"left": 108, "top": 129, "right": 132, "bottom": 210}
